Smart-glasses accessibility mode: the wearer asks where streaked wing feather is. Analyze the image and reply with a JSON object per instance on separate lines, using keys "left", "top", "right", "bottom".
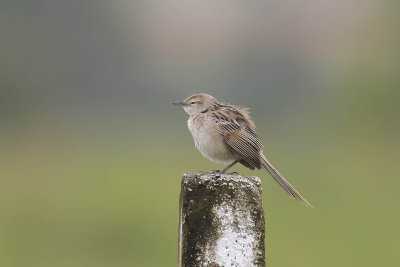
{"left": 217, "top": 119, "right": 263, "bottom": 169}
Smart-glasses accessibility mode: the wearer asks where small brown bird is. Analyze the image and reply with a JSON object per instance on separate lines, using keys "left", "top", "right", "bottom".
{"left": 173, "top": 93, "right": 311, "bottom": 207}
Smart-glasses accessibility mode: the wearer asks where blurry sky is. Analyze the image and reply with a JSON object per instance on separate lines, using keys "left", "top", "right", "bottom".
{"left": 1, "top": 1, "right": 399, "bottom": 266}
{"left": 2, "top": 1, "right": 398, "bottom": 125}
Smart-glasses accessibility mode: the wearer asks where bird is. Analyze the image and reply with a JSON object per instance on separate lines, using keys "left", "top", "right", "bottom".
{"left": 172, "top": 93, "right": 312, "bottom": 207}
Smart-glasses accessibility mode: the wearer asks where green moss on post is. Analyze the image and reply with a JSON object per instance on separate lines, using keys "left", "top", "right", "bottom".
{"left": 178, "top": 171, "right": 265, "bottom": 267}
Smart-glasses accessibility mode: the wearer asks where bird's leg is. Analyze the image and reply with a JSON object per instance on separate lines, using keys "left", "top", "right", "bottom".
{"left": 220, "top": 160, "right": 239, "bottom": 174}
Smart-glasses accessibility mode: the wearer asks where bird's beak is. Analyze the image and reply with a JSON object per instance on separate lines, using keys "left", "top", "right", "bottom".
{"left": 172, "top": 101, "right": 187, "bottom": 106}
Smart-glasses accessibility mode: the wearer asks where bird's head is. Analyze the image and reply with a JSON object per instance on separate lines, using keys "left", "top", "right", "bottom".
{"left": 172, "top": 93, "right": 218, "bottom": 116}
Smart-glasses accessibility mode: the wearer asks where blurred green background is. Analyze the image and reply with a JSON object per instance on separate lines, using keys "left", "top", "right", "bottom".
{"left": 1, "top": 1, "right": 399, "bottom": 266}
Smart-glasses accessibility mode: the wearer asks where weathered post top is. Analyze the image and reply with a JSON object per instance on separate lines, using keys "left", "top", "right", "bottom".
{"left": 178, "top": 171, "right": 265, "bottom": 267}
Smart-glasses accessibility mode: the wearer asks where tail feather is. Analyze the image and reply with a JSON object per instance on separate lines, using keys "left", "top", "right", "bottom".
{"left": 261, "top": 154, "right": 313, "bottom": 208}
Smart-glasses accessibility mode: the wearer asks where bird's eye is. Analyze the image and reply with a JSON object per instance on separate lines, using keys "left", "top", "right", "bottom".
{"left": 191, "top": 101, "right": 196, "bottom": 104}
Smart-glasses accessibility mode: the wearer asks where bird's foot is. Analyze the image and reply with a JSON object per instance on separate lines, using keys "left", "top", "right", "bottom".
{"left": 207, "top": 169, "right": 221, "bottom": 178}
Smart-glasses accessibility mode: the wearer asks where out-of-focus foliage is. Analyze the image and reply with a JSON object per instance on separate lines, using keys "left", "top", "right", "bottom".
{"left": 1, "top": 1, "right": 399, "bottom": 266}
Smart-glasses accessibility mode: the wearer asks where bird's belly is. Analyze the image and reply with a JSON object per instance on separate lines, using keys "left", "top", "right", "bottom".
{"left": 188, "top": 124, "right": 234, "bottom": 164}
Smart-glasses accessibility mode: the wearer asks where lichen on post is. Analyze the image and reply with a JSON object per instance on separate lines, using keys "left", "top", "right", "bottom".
{"left": 178, "top": 171, "right": 265, "bottom": 267}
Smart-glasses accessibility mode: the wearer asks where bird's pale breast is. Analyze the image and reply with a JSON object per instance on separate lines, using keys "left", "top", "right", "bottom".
{"left": 187, "top": 116, "right": 235, "bottom": 164}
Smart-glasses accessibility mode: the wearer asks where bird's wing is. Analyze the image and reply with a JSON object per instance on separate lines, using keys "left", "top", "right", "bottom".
{"left": 214, "top": 112, "right": 264, "bottom": 169}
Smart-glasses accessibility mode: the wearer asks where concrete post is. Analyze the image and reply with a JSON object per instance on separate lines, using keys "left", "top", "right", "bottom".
{"left": 178, "top": 171, "right": 265, "bottom": 267}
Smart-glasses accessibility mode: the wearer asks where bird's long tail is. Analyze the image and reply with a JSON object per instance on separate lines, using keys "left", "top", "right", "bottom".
{"left": 261, "top": 154, "right": 312, "bottom": 208}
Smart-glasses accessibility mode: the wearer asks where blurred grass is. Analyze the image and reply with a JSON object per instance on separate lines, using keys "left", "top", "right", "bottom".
{"left": 0, "top": 106, "right": 399, "bottom": 266}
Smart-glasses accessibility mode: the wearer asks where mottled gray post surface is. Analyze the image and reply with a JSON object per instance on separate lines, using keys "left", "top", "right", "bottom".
{"left": 178, "top": 171, "right": 265, "bottom": 267}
